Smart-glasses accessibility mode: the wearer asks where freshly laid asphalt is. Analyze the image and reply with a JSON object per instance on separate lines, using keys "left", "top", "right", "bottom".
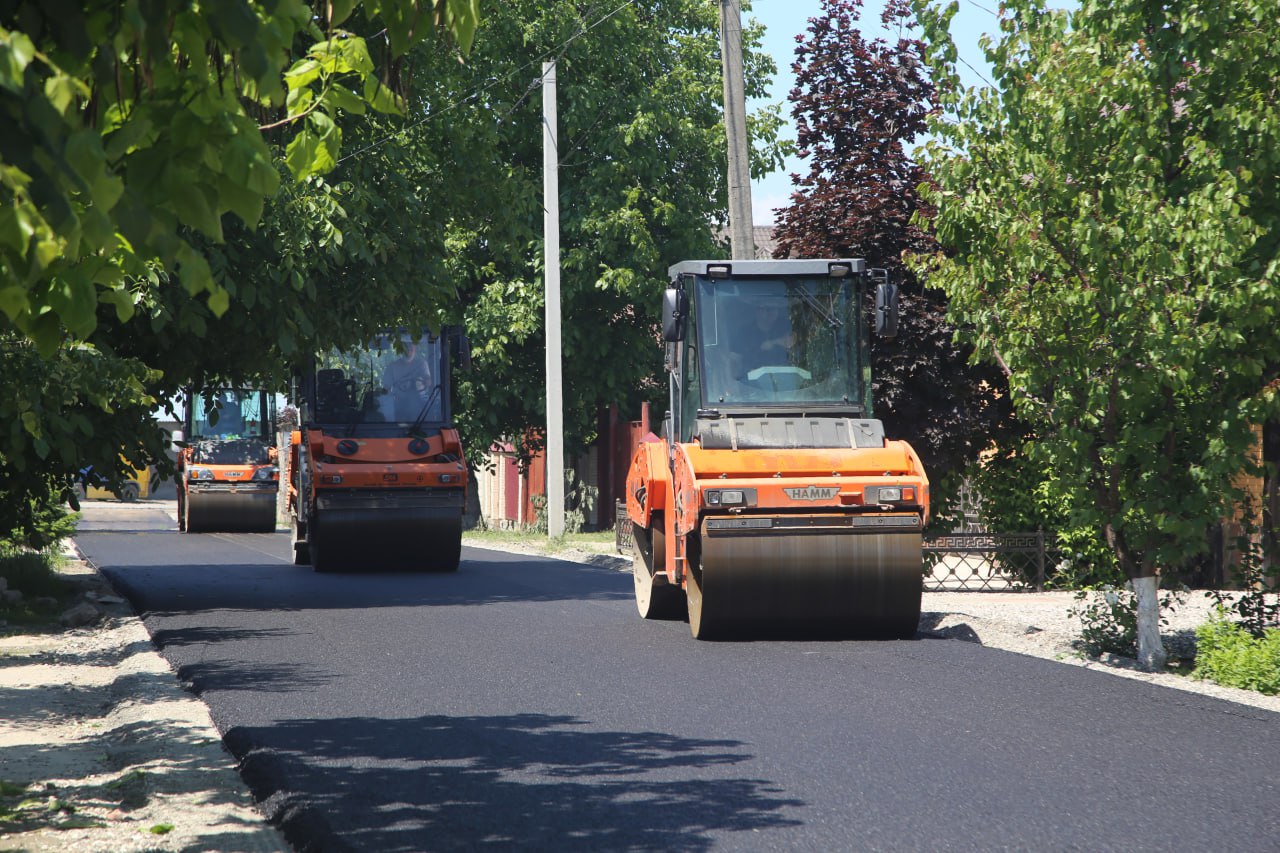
{"left": 76, "top": 505, "right": 1280, "bottom": 852}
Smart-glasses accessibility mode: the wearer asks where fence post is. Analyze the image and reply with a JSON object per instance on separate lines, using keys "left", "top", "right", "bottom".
{"left": 1036, "top": 528, "right": 1046, "bottom": 591}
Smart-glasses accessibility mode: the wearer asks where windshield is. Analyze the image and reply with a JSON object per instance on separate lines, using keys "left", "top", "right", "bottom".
{"left": 314, "top": 331, "right": 445, "bottom": 427}
{"left": 191, "top": 389, "right": 274, "bottom": 440}
{"left": 694, "top": 276, "right": 866, "bottom": 409}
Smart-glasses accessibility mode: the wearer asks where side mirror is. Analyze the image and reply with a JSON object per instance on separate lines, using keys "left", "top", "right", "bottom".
{"left": 661, "top": 287, "right": 687, "bottom": 342}
{"left": 875, "top": 279, "right": 899, "bottom": 338}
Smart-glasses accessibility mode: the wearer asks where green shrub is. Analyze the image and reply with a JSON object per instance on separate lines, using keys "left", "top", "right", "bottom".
{"left": 1193, "top": 617, "right": 1280, "bottom": 695}
{"left": 1070, "top": 585, "right": 1138, "bottom": 657}
{"left": 0, "top": 549, "right": 67, "bottom": 599}
{"left": 1069, "top": 583, "right": 1180, "bottom": 659}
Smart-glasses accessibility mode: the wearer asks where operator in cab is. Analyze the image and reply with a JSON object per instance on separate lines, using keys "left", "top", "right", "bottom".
{"left": 382, "top": 341, "right": 433, "bottom": 421}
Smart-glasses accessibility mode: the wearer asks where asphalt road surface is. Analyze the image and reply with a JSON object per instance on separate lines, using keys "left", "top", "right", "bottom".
{"left": 75, "top": 504, "right": 1280, "bottom": 852}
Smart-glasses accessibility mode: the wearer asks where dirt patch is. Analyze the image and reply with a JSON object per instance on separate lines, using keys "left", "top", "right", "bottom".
{"left": 0, "top": 552, "right": 286, "bottom": 853}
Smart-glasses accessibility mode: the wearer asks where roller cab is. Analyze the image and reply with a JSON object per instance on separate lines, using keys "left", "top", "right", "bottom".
{"left": 176, "top": 388, "right": 279, "bottom": 533}
{"left": 289, "top": 328, "right": 469, "bottom": 573}
{"left": 626, "top": 259, "right": 929, "bottom": 639}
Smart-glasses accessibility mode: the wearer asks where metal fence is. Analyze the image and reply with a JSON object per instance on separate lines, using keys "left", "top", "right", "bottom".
{"left": 923, "top": 531, "right": 1048, "bottom": 592}
{"left": 615, "top": 500, "right": 1048, "bottom": 593}
{"left": 615, "top": 500, "right": 633, "bottom": 555}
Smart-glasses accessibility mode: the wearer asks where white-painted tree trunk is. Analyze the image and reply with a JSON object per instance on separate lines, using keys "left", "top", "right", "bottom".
{"left": 1132, "top": 575, "right": 1167, "bottom": 671}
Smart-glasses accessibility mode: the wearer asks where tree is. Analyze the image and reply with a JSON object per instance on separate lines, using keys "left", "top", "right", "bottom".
{"left": 0, "top": 1, "right": 478, "bottom": 547}
{"left": 912, "top": 0, "right": 1280, "bottom": 669}
{"left": 772, "top": 0, "right": 1014, "bottom": 513}
{"left": 420, "top": 0, "right": 786, "bottom": 466}
{"left": 0, "top": 0, "right": 478, "bottom": 356}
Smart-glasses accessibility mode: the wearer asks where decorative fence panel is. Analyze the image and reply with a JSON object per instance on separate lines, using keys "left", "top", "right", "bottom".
{"left": 922, "top": 531, "right": 1048, "bottom": 592}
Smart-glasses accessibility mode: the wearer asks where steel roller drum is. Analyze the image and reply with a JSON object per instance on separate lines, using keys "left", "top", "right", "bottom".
{"left": 185, "top": 491, "right": 278, "bottom": 533}
{"left": 689, "top": 522, "right": 922, "bottom": 640}
{"left": 308, "top": 505, "right": 461, "bottom": 573}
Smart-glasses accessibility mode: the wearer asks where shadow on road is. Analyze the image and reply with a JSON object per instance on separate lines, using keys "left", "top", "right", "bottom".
{"left": 224, "top": 712, "right": 804, "bottom": 852}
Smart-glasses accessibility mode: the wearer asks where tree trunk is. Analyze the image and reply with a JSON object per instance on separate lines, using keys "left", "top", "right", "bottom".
{"left": 1132, "top": 575, "right": 1167, "bottom": 671}
{"left": 1105, "top": 522, "right": 1167, "bottom": 670}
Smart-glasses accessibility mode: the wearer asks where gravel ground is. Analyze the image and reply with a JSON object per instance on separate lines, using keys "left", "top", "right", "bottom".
{"left": 1, "top": 520, "right": 1275, "bottom": 852}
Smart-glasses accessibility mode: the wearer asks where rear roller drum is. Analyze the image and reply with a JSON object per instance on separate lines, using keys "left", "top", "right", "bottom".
{"left": 632, "top": 518, "right": 685, "bottom": 620}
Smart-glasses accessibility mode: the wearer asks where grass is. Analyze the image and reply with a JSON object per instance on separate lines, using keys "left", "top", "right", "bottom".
{"left": 0, "top": 547, "right": 76, "bottom": 630}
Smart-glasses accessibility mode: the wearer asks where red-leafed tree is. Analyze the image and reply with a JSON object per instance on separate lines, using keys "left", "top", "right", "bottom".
{"left": 772, "top": 0, "right": 1015, "bottom": 516}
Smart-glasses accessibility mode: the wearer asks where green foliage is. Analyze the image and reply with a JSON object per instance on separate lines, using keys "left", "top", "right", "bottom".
{"left": 1070, "top": 585, "right": 1138, "bottom": 658}
{"left": 1209, "top": 530, "right": 1280, "bottom": 637}
{"left": 1193, "top": 616, "right": 1280, "bottom": 695}
{"left": 912, "top": 0, "right": 1280, "bottom": 582}
{"left": 439, "top": 0, "right": 786, "bottom": 465}
{"left": 0, "top": 334, "right": 164, "bottom": 548}
{"left": 0, "top": 547, "right": 68, "bottom": 600}
{"left": 967, "top": 442, "right": 1121, "bottom": 588}
{"left": 531, "top": 470, "right": 599, "bottom": 536}
{"left": 0, "top": 0, "right": 477, "bottom": 355}
{"left": 1070, "top": 583, "right": 1179, "bottom": 658}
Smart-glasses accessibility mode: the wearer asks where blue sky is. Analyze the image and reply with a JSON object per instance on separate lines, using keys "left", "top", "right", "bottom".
{"left": 746, "top": 0, "right": 1002, "bottom": 224}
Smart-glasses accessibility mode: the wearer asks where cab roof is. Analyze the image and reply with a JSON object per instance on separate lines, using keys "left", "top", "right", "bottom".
{"left": 667, "top": 259, "right": 866, "bottom": 279}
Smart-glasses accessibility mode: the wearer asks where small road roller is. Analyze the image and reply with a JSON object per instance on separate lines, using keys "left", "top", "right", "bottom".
{"left": 288, "top": 328, "right": 470, "bottom": 573}
{"left": 176, "top": 388, "right": 279, "bottom": 533}
{"left": 626, "top": 259, "right": 929, "bottom": 639}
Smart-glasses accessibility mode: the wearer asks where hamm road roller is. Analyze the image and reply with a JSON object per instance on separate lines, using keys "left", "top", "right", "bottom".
{"left": 626, "top": 259, "right": 929, "bottom": 639}
{"left": 176, "top": 388, "right": 279, "bottom": 532}
{"left": 289, "top": 328, "right": 469, "bottom": 572}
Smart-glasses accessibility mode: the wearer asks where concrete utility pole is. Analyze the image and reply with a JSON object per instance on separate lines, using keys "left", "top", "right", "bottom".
{"left": 542, "top": 60, "right": 565, "bottom": 538}
{"left": 719, "top": 0, "right": 755, "bottom": 260}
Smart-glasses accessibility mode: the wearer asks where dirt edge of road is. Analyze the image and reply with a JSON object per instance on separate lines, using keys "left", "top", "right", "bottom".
{"left": 3, "top": 514, "right": 1277, "bottom": 852}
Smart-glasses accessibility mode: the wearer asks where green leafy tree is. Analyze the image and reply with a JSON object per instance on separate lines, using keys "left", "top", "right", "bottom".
{"left": 0, "top": 1, "right": 478, "bottom": 548}
{"left": 421, "top": 0, "right": 786, "bottom": 466}
{"left": 912, "top": 0, "right": 1280, "bottom": 669}
{"left": 0, "top": 0, "right": 478, "bottom": 355}
{"left": 771, "top": 0, "right": 1015, "bottom": 517}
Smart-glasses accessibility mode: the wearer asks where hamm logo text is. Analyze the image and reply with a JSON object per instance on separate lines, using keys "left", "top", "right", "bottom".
{"left": 783, "top": 486, "right": 838, "bottom": 501}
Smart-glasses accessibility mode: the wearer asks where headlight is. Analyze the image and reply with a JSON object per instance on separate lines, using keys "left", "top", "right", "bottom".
{"left": 704, "top": 488, "right": 754, "bottom": 507}
{"left": 865, "top": 485, "right": 915, "bottom": 504}
{"left": 251, "top": 466, "right": 278, "bottom": 481}
{"left": 189, "top": 467, "right": 213, "bottom": 481}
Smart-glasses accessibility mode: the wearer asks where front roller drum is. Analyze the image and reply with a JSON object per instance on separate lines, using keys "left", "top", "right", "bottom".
{"left": 309, "top": 505, "right": 462, "bottom": 573}
{"left": 632, "top": 515, "right": 686, "bottom": 620}
{"left": 185, "top": 490, "right": 278, "bottom": 533}
{"left": 688, "top": 526, "right": 922, "bottom": 640}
